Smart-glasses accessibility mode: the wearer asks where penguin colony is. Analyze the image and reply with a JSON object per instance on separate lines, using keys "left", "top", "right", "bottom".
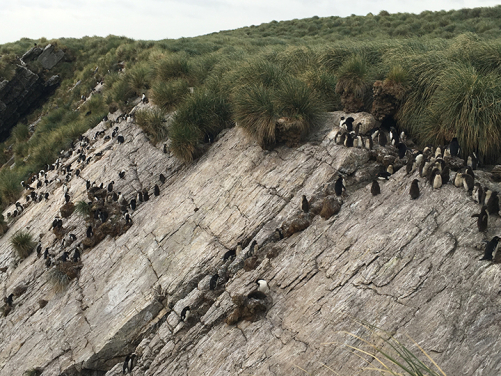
{"left": 332, "top": 119, "right": 499, "bottom": 262}
{"left": 1, "top": 105, "right": 173, "bottom": 320}
{"left": 1, "top": 108, "right": 499, "bottom": 370}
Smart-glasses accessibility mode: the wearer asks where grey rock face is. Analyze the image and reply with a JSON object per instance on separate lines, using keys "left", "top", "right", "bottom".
{"left": 37, "top": 44, "right": 65, "bottom": 70}
{"left": 0, "top": 108, "right": 500, "bottom": 376}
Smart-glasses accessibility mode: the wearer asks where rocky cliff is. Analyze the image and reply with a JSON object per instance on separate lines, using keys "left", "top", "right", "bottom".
{"left": 0, "top": 104, "right": 500, "bottom": 376}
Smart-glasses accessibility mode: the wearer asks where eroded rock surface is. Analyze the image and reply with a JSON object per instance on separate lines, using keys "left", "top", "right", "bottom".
{"left": 0, "top": 107, "right": 500, "bottom": 376}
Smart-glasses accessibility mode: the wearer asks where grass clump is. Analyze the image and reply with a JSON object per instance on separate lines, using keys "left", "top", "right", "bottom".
{"left": 0, "top": 169, "right": 23, "bottom": 205}
{"left": 169, "top": 87, "right": 232, "bottom": 162}
{"left": 335, "top": 54, "right": 372, "bottom": 112}
{"left": 151, "top": 78, "right": 190, "bottom": 110}
{"left": 75, "top": 200, "right": 91, "bottom": 217}
{"left": 333, "top": 323, "right": 447, "bottom": 376}
{"left": 235, "top": 77, "right": 327, "bottom": 149}
{"left": 11, "top": 231, "right": 36, "bottom": 259}
{"left": 48, "top": 262, "right": 79, "bottom": 292}
{"left": 135, "top": 108, "right": 169, "bottom": 144}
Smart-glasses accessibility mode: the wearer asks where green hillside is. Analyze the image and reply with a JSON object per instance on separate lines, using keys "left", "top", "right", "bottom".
{"left": 1, "top": 6, "right": 501, "bottom": 207}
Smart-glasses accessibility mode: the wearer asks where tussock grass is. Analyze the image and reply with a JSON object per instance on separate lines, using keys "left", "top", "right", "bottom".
{"left": 0, "top": 169, "right": 23, "bottom": 204}
{"left": 48, "top": 263, "right": 77, "bottom": 292}
{"left": 135, "top": 108, "right": 169, "bottom": 144}
{"left": 327, "top": 322, "right": 447, "bottom": 376}
{"left": 75, "top": 200, "right": 91, "bottom": 217}
{"left": 169, "top": 87, "right": 232, "bottom": 161}
{"left": 11, "top": 231, "right": 36, "bottom": 259}
{"left": 151, "top": 78, "right": 190, "bottom": 110}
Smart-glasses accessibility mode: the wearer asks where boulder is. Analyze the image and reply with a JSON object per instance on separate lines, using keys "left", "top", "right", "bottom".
{"left": 37, "top": 44, "right": 65, "bottom": 70}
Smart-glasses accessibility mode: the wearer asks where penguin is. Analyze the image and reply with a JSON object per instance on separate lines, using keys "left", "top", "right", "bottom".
{"left": 454, "top": 172, "right": 464, "bottom": 188}
{"left": 44, "top": 248, "right": 49, "bottom": 260}
{"left": 107, "top": 181, "right": 114, "bottom": 192}
{"left": 5, "top": 293, "right": 13, "bottom": 307}
{"left": 248, "top": 279, "right": 269, "bottom": 300}
{"left": 143, "top": 189, "right": 149, "bottom": 202}
{"left": 209, "top": 274, "right": 219, "bottom": 290}
{"left": 435, "top": 146, "right": 442, "bottom": 158}
{"left": 154, "top": 185, "right": 160, "bottom": 196}
{"left": 472, "top": 183, "right": 484, "bottom": 205}
{"left": 180, "top": 306, "right": 191, "bottom": 322}
{"left": 117, "top": 135, "right": 125, "bottom": 144}
{"left": 344, "top": 117, "right": 354, "bottom": 132}
{"left": 464, "top": 166, "right": 475, "bottom": 179}
{"left": 249, "top": 240, "right": 258, "bottom": 256}
{"left": 159, "top": 174, "right": 166, "bottom": 184}
{"left": 441, "top": 166, "right": 450, "bottom": 185}
{"left": 72, "top": 249, "right": 81, "bottom": 262}
{"left": 449, "top": 137, "right": 460, "bottom": 157}
{"left": 486, "top": 191, "right": 500, "bottom": 215}
{"left": 128, "top": 354, "right": 137, "bottom": 373}
{"left": 410, "top": 179, "right": 420, "bottom": 199}
{"left": 223, "top": 249, "right": 236, "bottom": 261}
{"left": 113, "top": 192, "right": 119, "bottom": 202}
{"left": 130, "top": 199, "right": 137, "bottom": 211}
{"left": 86, "top": 180, "right": 91, "bottom": 190}
{"left": 386, "top": 165, "right": 394, "bottom": 175}
{"left": 65, "top": 194, "right": 70, "bottom": 203}
{"left": 275, "top": 228, "right": 284, "bottom": 240}
{"left": 344, "top": 133, "right": 354, "bottom": 148}
{"left": 472, "top": 206, "right": 488, "bottom": 233}
{"left": 433, "top": 172, "right": 442, "bottom": 189}
{"left": 339, "top": 116, "right": 346, "bottom": 128}
{"left": 389, "top": 127, "right": 399, "bottom": 145}
{"left": 376, "top": 172, "right": 391, "bottom": 180}
{"left": 364, "top": 136, "right": 373, "bottom": 150}
{"left": 467, "top": 152, "right": 478, "bottom": 170}
{"left": 334, "top": 176, "right": 345, "bottom": 196}
{"left": 397, "top": 143, "right": 407, "bottom": 159}
{"left": 137, "top": 191, "right": 143, "bottom": 202}
{"left": 463, "top": 174, "right": 474, "bottom": 194}
{"left": 60, "top": 251, "right": 69, "bottom": 262}
{"left": 480, "top": 236, "right": 500, "bottom": 261}
{"left": 301, "top": 195, "right": 309, "bottom": 213}
{"left": 428, "top": 167, "right": 437, "bottom": 186}
{"left": 86, "top": 226, "right": 93, "bottom": 238}
{"left": 36, "top": 242, "right": 42, "bottom": 257}
{"left": 123, "top": 354, "right": 130, "bottom": 374}
{"left": 371, "top": 180, "right": 380, "bottom": 196}
{"left": 119, "top": 170, "right": 126, "bottom": 179}
{"left": 124, "top": 213, "right": 132, "bottom": 224}
{"left": 378, "top": 131, "right": 387, "bottom": 147}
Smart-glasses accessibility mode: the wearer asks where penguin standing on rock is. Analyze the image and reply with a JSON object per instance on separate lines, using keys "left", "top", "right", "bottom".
{"left": 410, "top": 179, "right": 420, "bottom": 199}
{"left": 154, "top": 184, "right": 160, "bottom": 196}
{"left": 301, "top": 195, "right": 309, "bottom": 213}
{"left": 449, "top": 137, "right": 460, "bottom": 157}
{"left": 209, "top": 274, "right": 219, "bottom": 290}
{"left": 480, "top": 236, "right": 500, "bottom": 261}
{"left": 472, "top": 206, "right": 488, "bottom": 233}
{"left": 248, "top": 279, "right": 270, "bottom": 300}
{"left": 371, "top": 180, "right": 380, "bottom": 196}
{"left": 180, "top": 306, "right": 191, "bottom": 322}
{"left": 487, "top": 191, "right": 500, "bottom": 215}
{"left": 334, "top": 176, "right": 345, "bottom": 196}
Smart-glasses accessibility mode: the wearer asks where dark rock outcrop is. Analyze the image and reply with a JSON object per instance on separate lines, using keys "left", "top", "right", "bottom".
{"left": 0, "top": 65, "right": 60, "bottom": 141}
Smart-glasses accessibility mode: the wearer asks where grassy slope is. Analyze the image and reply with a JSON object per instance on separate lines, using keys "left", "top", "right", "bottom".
{"left": 0, "top": 6, "right": 501, "bottom": 206}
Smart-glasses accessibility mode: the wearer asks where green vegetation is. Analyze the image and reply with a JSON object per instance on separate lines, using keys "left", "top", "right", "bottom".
{"left": 0, "top": 6, "right": 501, "bottom": 204}
{"left": 48, "top": 262, "right": 79, "bottom": 292}
{"left": 135, "top": 108, "right": 169, "bottom": 144}
{"left": 10, "top": 231, "right": 36, "bottom": 259}
{"left": 75, "top": 200, "right": 91, "bottom": 217}
{"left": 335, "top": 323, "right": 446, "bottom": 376}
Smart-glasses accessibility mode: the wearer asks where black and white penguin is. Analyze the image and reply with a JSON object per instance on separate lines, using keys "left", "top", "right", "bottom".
{"left": 154, "top": 185, "right": 160, "bottom": 196}
{"left": 344, "top": 117, "right": 354, "bottom": 132}
{"left": 472, "top": 206, "right": 488, "bottom": 233}
{"left": 410, "top": 179, "right": 420, "bottom": 199}
{"left": 486, "top": 191, "right": 500, "bottom": 215}
{"left": 159, "top": 174, "right": 166, "bottom": 184}
{"left": 301, "top": 195, "right": 309, "bottom": 213}
{"left": 454, "top": 172, "right": 464, "bottom": 188}
{"left": 64, "top": 194, "right": 71, "bottom": 203}
{"left": 119, "top": 170, "right": 126, "bottom": 179}
{"left": 44, "top": 248, "right": 49, "bottom": 260}
{"left": 86, "top": 180, "right": 91, "bottom": 190}
{"left": 441, "top": 166, "right": 450, "bottom": 185}
{"left": 463, "top": 173, "right": 474, "bottom": 194}
{"left": 123, "top": 354, "right": 130, "bottom": 374}
{"left": 433, "top": 170, "right": 442, "bottom": 189}
{"left": 339, "top": 116, "right": 345, "bottom": 128}
{"left": 124, "top": 213, "right": 132, "bottom": 224}
{"left": 86, "top": 226, "right": 93, "bottom": 238}
{"left": 389, "top": 127, "right": 399, "bottom": 145}
{"left": 209, "top": 274, "right": 219, "bottom": 290}
{"left": 60, "top": 251, "right": 69, "bottom": 262}
{"left": 449, "top": 137, "right": 460, "bottom": 157}
{"left": 117, "top": 135, "right": 125, "bottom": 144}
{"left": 480, "top": 236, "right": 500, "bottom": 261}
{"left": 180, "top": 306, "right": 191, "bottom": 322}
{"left": 371, "top": 180, "right": 380, "bottom": 196}
{"left": 130, "top": 199, "right": 137, "bottom": 211}
{"left": 378, "top": 130, "right": 387, "bottom": 147}
{"left": 467, "top": 152, "right": 478, "bottom": 170}
{"left": 36, "top": 242, "right": 42, "bottom": 257}
{"left": 107, "top": 181, "right": 114, "bottom": 193}
{"left": 472, "top": 183, "right": 484, "bottom": 205}
{"left": 137, "top": 191, "right": 143, "bottom": 202}
{"left": 5, "top": 293, "right": 14, "bottom": 307}
{"left": 143, "top": 189, "right": 149, "bottom": 202}
{"left": 73, "top": 249, "right": 81, "bottom": 262}
{"left": 248, "top": 279, "right": 269, "bottom": 300}
{"left": 376, "top": 172, "right": 391, "bottom": 180}
{"left": 334, "top": 176, "right": 345, "bottom": 196}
